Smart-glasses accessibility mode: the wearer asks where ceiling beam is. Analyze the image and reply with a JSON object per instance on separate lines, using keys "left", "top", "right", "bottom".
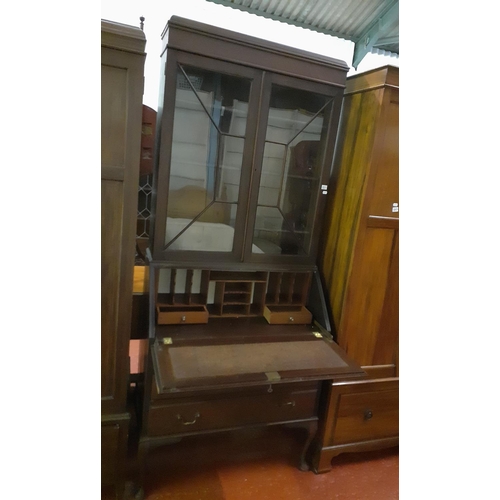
{"left": 352, "top": 0, "right": 398, "bottom": 69}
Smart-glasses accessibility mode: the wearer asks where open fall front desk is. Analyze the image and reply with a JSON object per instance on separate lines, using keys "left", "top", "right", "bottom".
{"left": 152, "top": 321, "right": 361, "bottom": 391}
{"left": 139, "top": 319, "right": 365, "bottom": 472}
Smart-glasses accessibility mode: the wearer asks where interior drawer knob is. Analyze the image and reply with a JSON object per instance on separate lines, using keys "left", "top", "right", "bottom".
{"left": 364, "top": 409, "right": 373, "bottom": 420}
{"left": 177, "top": 412, "right": 200, "bottom": 425}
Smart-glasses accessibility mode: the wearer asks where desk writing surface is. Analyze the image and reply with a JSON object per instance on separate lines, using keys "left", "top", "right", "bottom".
{"left": 169, "top": 340, "right": 348, "bottom": 379}
{"left": 152, "top": 323, "right": 364, "bottom": 392}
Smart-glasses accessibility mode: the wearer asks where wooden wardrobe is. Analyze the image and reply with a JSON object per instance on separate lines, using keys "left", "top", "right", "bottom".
{"left": 101, "top": 19, "right": 146, "bottom": 494}
{"left": 313, "top": 65, "right": 399, "bottom": 472}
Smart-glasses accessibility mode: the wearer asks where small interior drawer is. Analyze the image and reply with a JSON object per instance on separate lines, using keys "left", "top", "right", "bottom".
{"left": 147, "top": 383, "right": 319, "bottom": 437}
{"left": 263, "top": 305, "right": 312, "bottom": 324}
{"left": 156, "top": 305, "right": 209, "bottom": 325}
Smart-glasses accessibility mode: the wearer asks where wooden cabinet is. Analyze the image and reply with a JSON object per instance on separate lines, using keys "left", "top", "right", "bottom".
{"left": 101, "top": 19, "right": 146, "bottom": 493}
{"left": 314, "top": 65, "right": 399, "bottom": 471}
{"left": 138, "top": 16, "right": 365, "bottom": 480}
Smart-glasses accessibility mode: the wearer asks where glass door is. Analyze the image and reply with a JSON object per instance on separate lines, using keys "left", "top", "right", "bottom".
{"left": 247, "top": 75, "right": 340, "bottom": 262}
{"left": 154, "top": 53, "right": 263, "bottom": 262}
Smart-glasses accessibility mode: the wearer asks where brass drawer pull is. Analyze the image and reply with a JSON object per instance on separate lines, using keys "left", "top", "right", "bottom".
{"left": 364, "top": 409, "right": 373, "bottom": 420}
{"left": 177, "top": 412, "right": 200, "bottom": 425}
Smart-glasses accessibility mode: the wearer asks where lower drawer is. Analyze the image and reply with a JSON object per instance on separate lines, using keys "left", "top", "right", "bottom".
{"left": 327, "top": 379, "right": 398, "bottom": 446}
{"left": 147, "top": 383, "right": 319, "bottom": 437}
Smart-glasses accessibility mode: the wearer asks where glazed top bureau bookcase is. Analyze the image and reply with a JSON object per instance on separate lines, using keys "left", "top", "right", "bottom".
{"left": 138, "top": 16, "right": 365, "bottom": 473}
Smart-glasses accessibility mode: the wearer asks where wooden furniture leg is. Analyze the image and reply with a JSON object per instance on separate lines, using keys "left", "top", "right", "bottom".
{"left": 311, "top": 447, "right": 335, "bottom": 474}
{"left": 299, "top": 420, "right": 318, "bottom": 471}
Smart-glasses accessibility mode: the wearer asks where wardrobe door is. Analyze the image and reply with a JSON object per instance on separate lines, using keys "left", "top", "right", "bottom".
{"left": 101, "top": 38, "right": 145, "bottom": 414}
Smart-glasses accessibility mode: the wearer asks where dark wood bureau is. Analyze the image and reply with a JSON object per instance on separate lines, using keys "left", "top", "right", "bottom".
{"left": 132, "top": 17, "right": 367, "bottom": 490}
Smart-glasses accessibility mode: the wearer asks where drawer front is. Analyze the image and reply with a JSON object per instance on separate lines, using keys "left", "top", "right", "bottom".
{"left": 147, "top": 384, "right": 319, "bottom": 437}
{"left": 263, "top": 305, "right": 312, "bottom": 325}
{"left": 157, "top": 306, "right": 209, "bottom": 325}
{"left": 332, "top": 384, "right": 398, "bottom": 445}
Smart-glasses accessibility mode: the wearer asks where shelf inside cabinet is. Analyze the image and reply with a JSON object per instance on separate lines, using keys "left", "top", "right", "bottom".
{"left": 210, "top": 271, "right": 268, "bottom": 283}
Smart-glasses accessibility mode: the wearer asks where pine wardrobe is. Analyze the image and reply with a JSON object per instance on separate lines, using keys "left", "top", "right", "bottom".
{"left": 313, "top": 65, "right": 399, "bottom": 472}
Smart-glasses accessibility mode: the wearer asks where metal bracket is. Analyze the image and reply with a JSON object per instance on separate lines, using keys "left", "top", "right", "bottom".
{"left": 265, "top": 371, "right": 281, "bottom": 382}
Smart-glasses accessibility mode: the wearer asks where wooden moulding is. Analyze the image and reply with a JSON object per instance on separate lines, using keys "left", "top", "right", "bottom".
{"left": 164, "top": 16, "right": 349, "bottom": 87}
{"left": 101, "top": 19, "right": 146, "bottom": 55}
{"left": 156, "top": 305, "right": 209, "bottom": 325}
{"left": 263, "top": 305, "right": 312, "bottom": 325}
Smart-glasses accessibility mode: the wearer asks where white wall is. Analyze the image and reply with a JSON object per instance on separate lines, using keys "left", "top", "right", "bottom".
{"left": 101, "top": 0, "right": 399, "bottom": 111}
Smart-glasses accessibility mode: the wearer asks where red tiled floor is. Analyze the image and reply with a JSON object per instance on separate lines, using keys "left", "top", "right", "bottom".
{"left": 112, "top": 426, "right": 398, "bottom": 500}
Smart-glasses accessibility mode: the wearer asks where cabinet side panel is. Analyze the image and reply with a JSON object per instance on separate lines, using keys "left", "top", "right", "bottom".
{"left": 320, "top": 89, "right": 383, "bottom": 330}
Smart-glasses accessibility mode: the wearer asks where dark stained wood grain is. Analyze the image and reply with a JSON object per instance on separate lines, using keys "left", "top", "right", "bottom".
{"left": 101, "top": 19, "right": 146, "bottom": 494}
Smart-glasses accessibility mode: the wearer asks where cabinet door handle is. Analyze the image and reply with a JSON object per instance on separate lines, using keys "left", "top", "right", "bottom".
{"left": 364, "top": 409, "right": 373, "bottom": 420}
{"left": 177, "top": 412, "right": 200, "bottom": 425}
{"left": 281, "top": 401, "right": 296, "bottom": 407}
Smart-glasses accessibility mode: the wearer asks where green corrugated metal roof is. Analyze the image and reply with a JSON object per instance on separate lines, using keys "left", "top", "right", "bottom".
{"left": 205, "top": 0, "right": 398, "bottom": 68}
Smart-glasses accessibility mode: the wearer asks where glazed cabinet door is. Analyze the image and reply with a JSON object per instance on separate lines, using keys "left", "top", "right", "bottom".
{"left": 153, "top": 53, "right": 263, "bottom": 263}
{"left": 246, "top": 74, "right": 342, "bottom": 264}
